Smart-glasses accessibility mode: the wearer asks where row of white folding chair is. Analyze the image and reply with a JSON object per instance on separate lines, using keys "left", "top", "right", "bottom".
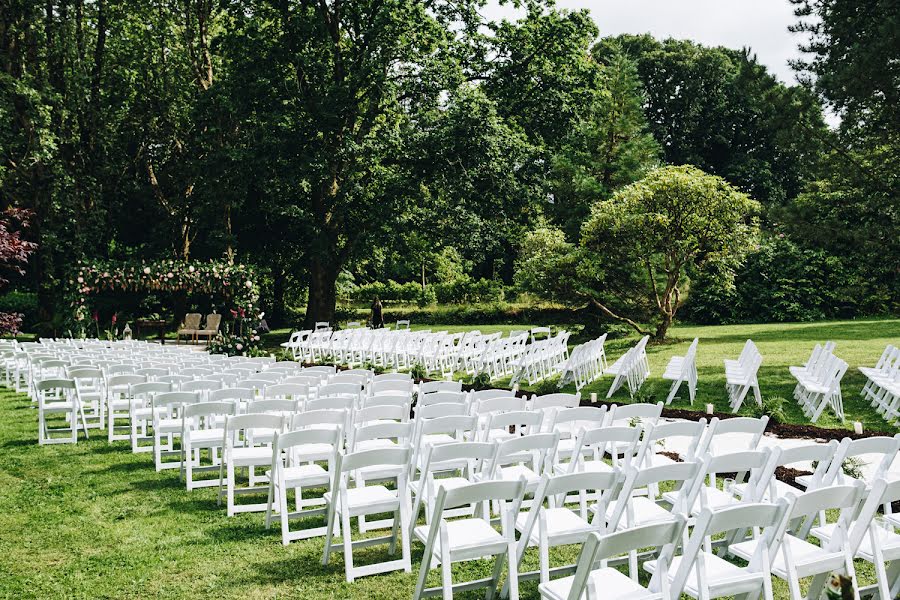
{"left": 725, "top": 338, "right": 763, "bottom": 412}
{"left": 558, "top": 334, "right": 607, "bottom": 391}
{"left": 604, "top": 335, "right": 650, "bottom": 398}
{"left": 793, "top": 347, "right": 848, "bottom": 422}
{"left": 510, "top": 332, "right": 571, "bottom": 387}
{"left": 862, "top": 345, "right": 900, "bottom": 422}
{"left": 662, "top": 337, "right": 698, "bottom": 405}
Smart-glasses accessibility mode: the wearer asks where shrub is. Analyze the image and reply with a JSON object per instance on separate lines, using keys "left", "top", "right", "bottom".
{"left": 0, "top": 291, "right": 38, "bottom": 330}
{"left": 531, "top": 377, "right": 561, "bottom": 396}
{"left": 748, "top": 395, "right": 788, "bottom": 424}
{"left": 466, "top": 371, "right": 492, "bottom": 391}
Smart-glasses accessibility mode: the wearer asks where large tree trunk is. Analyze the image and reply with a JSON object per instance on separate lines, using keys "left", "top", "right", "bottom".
{"left": 304, "top": 256, "right": 338, "bottom": 328}
{"left": 654, "top": 311, "right": 673, "bottom": 342}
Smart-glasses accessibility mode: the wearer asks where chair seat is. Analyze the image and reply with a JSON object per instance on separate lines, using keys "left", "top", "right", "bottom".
{"left": 422, "top": 433, "right": 456, "bottom": 446}
{"left": 230, "top": 446, "right": 273, "bottom": 466}
{"left": 414, "top": 518, "right": 505, "bottom": 557}
{"left": 565, "top": 460, "right": 613, "bottom": 474}
{"left": 540, "top": 566, "right": 657, "bottom": 600}
{"left": 812, "top": 523, "right": 900, "bottom": 562}
{"left": 41, "top": 401, "right": 78, "bottom": 412}
{"left": 663, "top": 357, "right": 686, "bottom": 379}
{"left": 497, "top": 464, "right": 541, "bottom": 487}
{"left": 133, "top": 407, "right": 154, "bottom": 418}
{"left": 186, "top": 428, "right": 225, "bottom": 445}
{"left": 516, "top": 507, "right": 593, "bottom": 545}
{"left": 281, "top": 463, "right": 329, "bottom": 487}
{"left": 354, "top": 439, "right": 397, "bottom": 452}
{"left": 325, "top": 485, "right": 398, "bottom": 516}
{"left": 731, "top": 535, "right": 844, "bottom": 578}
{"left": 646, "top": 552, "right": 765, "bottom": 597}
{"left": 155, "top": 417, "right": 182, "bottom": 432}
{"left": 603, "top": 496, "right": 675, "bottom": 528}
{"left": 291, "top": 443, "right": 335, "bottom": 461}
{"left": 664, "top": 486, "right": 737, "bottom": 515}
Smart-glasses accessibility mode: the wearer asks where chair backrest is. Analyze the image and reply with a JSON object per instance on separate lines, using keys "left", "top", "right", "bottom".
{"left": 418, "top": 390, "right": 467, "bottom": 407}
{"left": 182, "top": 400, "right": 237, "bottom": 422}
{"left": 369, "top": 379, "right": 414, "bottom": 396}
{"left": 131, "top": 381, "right": 172, "bottom": 398}
{"left": 247, "top": 398, "right": 299, "bottom": 414}
{"left": 373, "top": 372, "right": 412, "bottom": 383}
{"left": 224, "top": 412, "right": 284, "bottom": 436}
{"left": 180, "top": 379, "right": 222, "bottom": 393}
{"left": 363, "top": 393, "right": 411, "bottom": 409}
{"left": 36, "top": 378, "right": 76, "bottom": 392}
{"left": 182, "top": 313, "right": 202, "bottom": 329}
{"left": 355, "top": 404, "right": 408, "bottom": 425}
{"left": 338, "top": 446, "right": 411, "bottom": 474}
{"left": 274, "top": 427, "right": 342, "bottom": 456}
{"left": 416, "top": 402, "right": 468, "bottom": 419}
{"left": 609, "top": 401, "right": 663, "bottom": 426}
{"left": 107, "top": 374, "right": 147, "bottom": 390}
{"left": 474, "top": 395, "right": 526, "bottom": 415}
{"left": 788, "top": 481, "right": 865, "bottom": 540}
{"left": 157, "top": 374, "right": 192, "bottom": 388}
{"left": 264, "top": 383, "right": 309, "bottom": 400}
{"left": 153, "top": 391, "right": 200, "bottom": 414}
{"left": 550, "top": 406, "right": 608, "bottom": 430}
{"left": 531, "top": 392, "right": 580, "bottom": 411}
{"left": 318, "top": 382, "right": 362, "bottom": 398}
{"left": 704, "top": 416, "right": 768, "bottom": 453}
{"left": 487, "top": 432, "right": 559, "bottom": 476}
{"left": 638, "top": 419, "right": 708, "bottom": 466}
{"left": 419, "top": 380, "right": 462, "bottom": 394}
{"left": 203, "top": 313, "right": 222, "bottom": 331}
{"left": 481, "top": 410, "right": 543, "bottom": 440}
{"left": 290, "top": 408, "right": 347, "bottom": 430}
{"left": 612, "top": 460, "right": 705, "bottom": 526}
{"left": 208, "top": 387, "right": 255, "bottom": 403}
{"left": 470, "top": 389, "right": 513, "bottom": 403}
{"left": 305, "top": 395, "right": 354, "bottom": 412}
{"left": 350, "top": 421, "right": 413, "bottom": 450}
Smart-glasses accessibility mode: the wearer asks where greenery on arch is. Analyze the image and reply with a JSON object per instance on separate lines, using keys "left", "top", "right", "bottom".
{"left": 66, "top": 259, "right": 260, "bottom": 326}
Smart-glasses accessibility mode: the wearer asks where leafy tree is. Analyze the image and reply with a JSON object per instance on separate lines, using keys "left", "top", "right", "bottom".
{"left": 0, "top": 208, "right": 36, "bottom": 333}
{"left": 593, "top": 35, "right": 827, "bottom": 209}
{"left": 519, "top": 166, "right": 759, "bottom": 339}
{"left": 549, "top": 50, "right": 659, "bottom": 239}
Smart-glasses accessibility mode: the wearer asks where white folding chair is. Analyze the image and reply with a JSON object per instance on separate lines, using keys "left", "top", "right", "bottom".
{"left": 152, "top": 391, "right": 199, "bottom": 471}
{"left": 646, "top": 500, "right": 790, "bottom": 600}
{"left": 129, "top": 381, "right": 171, "bottom": 453}
{"left": 412, "top": 479, "right": 526, "bottom": 600}
{"left": 181, "top": 400, "right": 236, "bottom": 490}
{"left": 730, "top": 482, "right": 866, "bottom": 600}
{"left": 513, "top": 472, "right": 620, "bottom": 587}
{"left": 36, "top": 378, "right": 86, "bottom": 444}
{"left": 265, "top": 427, "right": 342, "bottom": 544}
{"left": 322, "top": 447, "right": 413, "bottom": 582}
{"left": 218, "top": 413, "right": 284, "bottom": 515}
{"left": 663, "top": 337, "right": 698, "bottom": 405}
{"left": 106, "top": 374, "right": 147, "bottom": 442}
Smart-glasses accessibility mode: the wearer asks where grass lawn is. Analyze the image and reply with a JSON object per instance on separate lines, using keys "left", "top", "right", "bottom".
{"left": 0, "top": 383, "right": 884, "bottom": 599}
{"left": 263, "top": 318, "right": 900, "bottom": 433}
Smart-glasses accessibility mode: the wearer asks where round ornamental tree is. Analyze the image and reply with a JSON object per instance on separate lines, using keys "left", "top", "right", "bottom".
{"left": 581, "top": 165, "right": 760, "bottom": 340}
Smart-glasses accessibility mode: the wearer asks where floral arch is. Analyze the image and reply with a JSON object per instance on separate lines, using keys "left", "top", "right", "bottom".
{"left": 66, "top": 259, "right": 259, "bottom": 326}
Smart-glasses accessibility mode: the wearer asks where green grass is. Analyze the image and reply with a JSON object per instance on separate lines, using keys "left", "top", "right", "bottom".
{"left": 0, "top": 384, "right": 883, "bottom": 598}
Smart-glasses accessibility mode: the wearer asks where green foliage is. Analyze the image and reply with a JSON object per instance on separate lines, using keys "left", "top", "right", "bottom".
{"left": 532, "top": 377, "right": 562, "bottom": 396}
{"left": 361, "top": 361, "right": 386, "bottom": 376}
{"left": 410, "top": 362, "right": 427, "bottom": 381}
{"left": 467, "top": 371, "right": 492, "bottom": 391}
{"left": 0, "top": 291, "right": 38, "bottom": 329}
{"left": 519, "top": 167, "right": 762, "bottom": 340}
{"left": 549, "top": 50, "right": 660, "bottom": 238}
{"left": 349, "top": 281, "right": 423, "bottom": 304}
{"left": 747, "top": 395, "right": 788, "bottom": 424}
{"left": 684, "top": 235, "right": 885, "bottom": 324}
{"left": 841, "top": 456, "right": 867, "bottom": 480}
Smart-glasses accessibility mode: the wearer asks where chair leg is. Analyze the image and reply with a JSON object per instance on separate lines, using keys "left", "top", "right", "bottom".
{"left": 341, "top": 509, "right": 354, "bottom": 582}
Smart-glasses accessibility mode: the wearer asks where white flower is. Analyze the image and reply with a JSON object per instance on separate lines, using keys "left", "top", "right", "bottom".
{"left": 253, "top": 336, "right": 260, "bottom": 342}
{"left": 245, "top": 280, "right": 253, "bottom": 288}
{"left": 77, "top": 277, "right": 84, "bottom": 283}
{"left": 235, "top": 343, "right": 243, "bottom": 351}
{"left": 143, "top": 267, "right": 151, "bottom": 274}
{"left": 167, "top": 272, "right": 174, "bottom": 278}
{"left": 188, "top": 265, "right": 195, "bottom": 273}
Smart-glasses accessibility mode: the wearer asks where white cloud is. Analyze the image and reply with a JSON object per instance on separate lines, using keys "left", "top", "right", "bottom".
{"left": 482, "top": 0, "right": 807, "bottom": 84}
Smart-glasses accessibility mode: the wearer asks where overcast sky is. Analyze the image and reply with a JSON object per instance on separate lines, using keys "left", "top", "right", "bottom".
{"left": 483, "top": 0, "right": 806, "bottom": 84}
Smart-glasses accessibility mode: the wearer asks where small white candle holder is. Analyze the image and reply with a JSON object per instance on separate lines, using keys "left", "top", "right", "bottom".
{"left": 705, "top": 403, "right": 715, "bottom": 415}
{"left": 854, "top": 421, "right": 863, "bottom": 435}
{"left": 590, "top": 392, "right": 597, "bottom": 403}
